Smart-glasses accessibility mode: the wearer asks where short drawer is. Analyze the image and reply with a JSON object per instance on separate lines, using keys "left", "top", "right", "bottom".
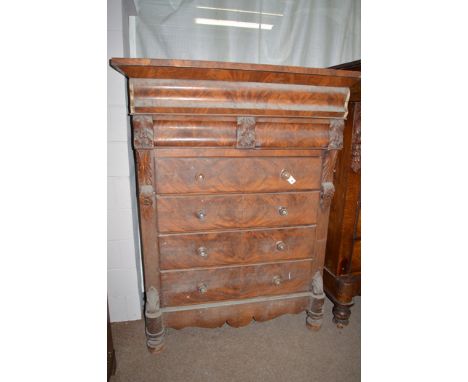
{"left": 155, "top": 157, "right": 321, "bottom": 194}
{"left": 159, "top": 226, "right": 316, "bottom": 269}
{"left": 160, "top": 260, "right": 314, "bottom": 307}
{"left": 156, "top": 191, "right": 320, "bottom": 233}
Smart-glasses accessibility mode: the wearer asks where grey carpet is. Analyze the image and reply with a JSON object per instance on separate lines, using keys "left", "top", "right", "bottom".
{"left": 110, "top": 296, "right": 360, "bottom": 382}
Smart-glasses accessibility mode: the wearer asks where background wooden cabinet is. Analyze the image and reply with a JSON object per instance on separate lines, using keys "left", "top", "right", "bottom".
{"left": 324, "top": 60, "right": 361, "bottom": 327}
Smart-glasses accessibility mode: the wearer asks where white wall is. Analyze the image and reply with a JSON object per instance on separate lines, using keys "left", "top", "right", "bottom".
{"left": 107, "top": 0, "right": 142, "bottom": 322}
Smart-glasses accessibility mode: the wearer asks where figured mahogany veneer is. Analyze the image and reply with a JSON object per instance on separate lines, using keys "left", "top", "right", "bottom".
{"left": 155, "top": 157, "right": 321, "bottom": 194}
{"left": 156, "top": 192, "right": 320, "bottom": 233}
{"left": 159, "top": 226, "right": 316, "bottom": 270}
{"left": 129, "top": 79, "right": 349, "bottom": 117}
{"left": 152, "top": 117, "right": 331, "bottom": 148}
{"left": 110, "top": 58, "right": 358, "bottom": 352}
{"left": 160, "top": 260, "right": 314, "bottom": 307}
{"left": 163, "top": 294, "right": 311, "bottom": 329}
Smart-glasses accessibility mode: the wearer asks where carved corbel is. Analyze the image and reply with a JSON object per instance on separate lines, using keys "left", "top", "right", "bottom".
{"left": 351, "top": 103, "right": 361, "bottom": 173}
{"left": 145, "top": 286, "right": 165, "bottom": 353}
{"left": 236, "top": 116, "right": 256, "bottom": 148}
{"left": 306, "top": 271, "right": 325, "bottom": 330}
{"left": 328, "top": 119, "right": 345, "bottom": 150}
{"left": 320, "top": 182, "right": 335, "bottom": 210}
{"left": 138, "top": 185, "right": 155, "bottom": 220}
{"left": 133, "top": 115, "right": 154, "bottom": 149}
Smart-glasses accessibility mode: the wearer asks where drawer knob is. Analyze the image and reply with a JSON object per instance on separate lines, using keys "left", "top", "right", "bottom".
{"left": 196, "top": 210, "right": 206, "bottom": 220}
{"left": 281, "top": 169, "right": 296, "bottom": 184}
{"left": 195, "top": 173, "right": 205, "bottom": 182}
{"left": 197, "top": 246, "right": 208, "bottom": 257}
{"left": 278, "top": 206, "right": 288, "bottom": 216}
{"left": 272, "top": 275, "right": 283, "bottom": 286}
{"left": 276, "top": 241, "right": 286, "bottom": 251}
{"left": 198, "top": 283, "right": 208, "bottom": 294}
{"left": 280, "top": 169, "right": 291, "bottom": 179}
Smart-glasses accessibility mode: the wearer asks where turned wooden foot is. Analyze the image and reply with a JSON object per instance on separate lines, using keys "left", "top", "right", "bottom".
{"left": 145, "top": 286, "right": 165, "bottom": 353}
{"left": 306, "top": 271, "right": 325, "bottom": 331}
{"left": 332, "top": 301, "right": 353, "bottom": 328}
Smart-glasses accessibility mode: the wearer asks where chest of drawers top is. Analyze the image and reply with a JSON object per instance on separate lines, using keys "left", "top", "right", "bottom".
{"left": 110, "top": 58, "right": 360, "bottom": 353}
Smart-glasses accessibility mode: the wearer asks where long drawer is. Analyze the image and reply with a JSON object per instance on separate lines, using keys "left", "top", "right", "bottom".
{"left": 156, "top": 191, "right": 320, "bottom": 233}
{"left": 159, "top": 226, "right": 316, "bottom": 270}
{"left": 154, "top": 157, "right": 321, "bottom": 194}
{"left": 160, "top": 260, "right": 314, "bottom": 307}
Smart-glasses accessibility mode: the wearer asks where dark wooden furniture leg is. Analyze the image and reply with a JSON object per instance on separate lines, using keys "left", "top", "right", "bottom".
{"left": 323, "top": 269, "right": 360, "bottom": 328}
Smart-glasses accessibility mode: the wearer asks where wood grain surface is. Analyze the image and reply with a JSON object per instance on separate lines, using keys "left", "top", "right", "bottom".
{"left": 160, "top": 260, "right": 314, "bottom": 306}
{"left": 153, "top": 148, "right": 322, "bottom": 158}
{"left": 109, "top": 57, "right": 351, "bottom": 340}
{"left": 110, "top": 58, "right": 361, "bottom": 88}
{"left": 152, "top": 118, "right": 330, "bottom": 148}
{"left": 128, "top": 78, "right": 349, "bottom": 117}
{"left": 156, "top": 192, "right": 320, "bottom": 233}
{"left": 154, "top": 157, "right": 321, "bottom": 194}
{"left": 159, "top": 226, "right": 316, "bottom": 269}
{"left": 162, "top": 294, "right": 311, "bottom": 329}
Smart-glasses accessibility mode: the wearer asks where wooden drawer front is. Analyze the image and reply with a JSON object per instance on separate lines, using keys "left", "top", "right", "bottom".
{"left": 160, "top": 260, "right": 313, "bottom": 306}
{"left": 155, "top": 157, "right": 321, "bottom": 194}
{"left": 157, "top": 192, "right": 320, "bottom": 233}
{"left": 130, "top": 79, "right": 349, "bottom": 118}
{"left": 159, "top": 226, "right": 316, "bottom": 270}
{"left": 153, "top": 118, "right": 330, "bottom": 148}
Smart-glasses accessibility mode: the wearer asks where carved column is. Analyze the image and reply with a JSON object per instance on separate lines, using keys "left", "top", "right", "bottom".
{"left": 145, "top": 286, "right": 164, "bottom": 353}
{"left": 306, "top": 271, "right": 325, "bottom": 330}
{"left": 133, "top": 115, "right": 165, "bottom": 352}
{"left": 307, "top": 119, "right": 344, "bottom": 330}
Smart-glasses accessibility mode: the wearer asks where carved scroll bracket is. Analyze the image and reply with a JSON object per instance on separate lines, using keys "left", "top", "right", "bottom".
{"left": 236, "top": 116, "right": 256, "bottom": 148}
{"left": 351, "top": 103, "right": 361, "bottom": 172}
{"left": 133, "top": 115, "right": 154, "bottom": 149}
{"left": 320, "top": 182, "right": 335, "bottom": 210}
{"left": 140, "top": 184, "right": 155, "bottom": 203}
{"left": 328, "top": 119, "right": 345, "bottom": 150}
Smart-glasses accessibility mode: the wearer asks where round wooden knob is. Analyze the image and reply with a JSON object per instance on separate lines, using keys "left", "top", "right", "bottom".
{"left": 197, "top": 246, "right": 208, "bottom": 257}
{"left": 198, "top": 283, "right": 208, "bottom": 294}
{"left": 272, "top": 276, "right": 282, "bottom": 286}
{"left": 278, "top": 206, "right": 288, "bottom": 216}
{"left": 195, "top": 173, "right": 205, "bottom": 182}
{"left": 276, "top": 241, "right": 286, "bottom": 251}
{"left": 196, "top": 210, "right": 206, "bottom": 220}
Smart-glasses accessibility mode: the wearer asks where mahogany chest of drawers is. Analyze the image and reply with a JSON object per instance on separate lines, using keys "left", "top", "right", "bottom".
{"left": 110, "top": 58, "right": 360, "bottom": 352}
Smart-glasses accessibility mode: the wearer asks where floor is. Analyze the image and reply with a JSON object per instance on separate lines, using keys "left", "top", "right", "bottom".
{"left": 110, "top": 296, "right": 360, "bottom": 382}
